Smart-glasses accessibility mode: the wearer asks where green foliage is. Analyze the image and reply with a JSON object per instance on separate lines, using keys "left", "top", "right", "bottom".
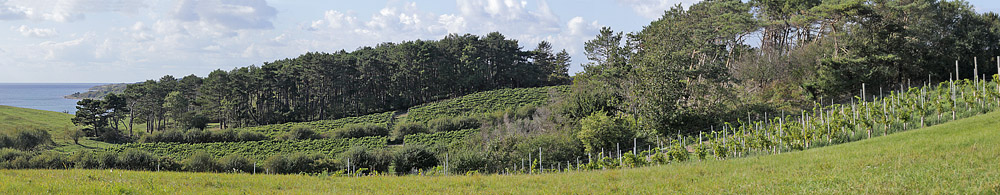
{"left": 390, "top": 122, "right": 428, "bottom": 141}
{"left": 325, "top": 124, "right": 389, "bottom": 139}
{"left": 237, "top": 111, "right": 395, "bottom": 138}
{"left": 217, "top": 154, "right": 252, "bottom": 173}
{"left": 449, "top": 150, "right": 489, "bottom": 174}
{"left": 109, "top": 136, "right": 388, "bottom": 162}
{"left": 0, "top": 128, "right": 53, "bottom": 150}
{"left": 140, "top": 128, "right": 267, "bottom": 143}
{"left": 339, "top": 146, "right": 391, "bottom": 175}
{"left": 278, "top": 126, "right": 322, "bottom": 140}
{"left": 403, "top": 129, "right": 478, "bottom": 147}
{"left": 577, "top": 111, "right": 635, "bottom": 154}
{"left": 64, "top": 83, "right": 128, "bottom": 100}
{"left": 392, "top": 144, "right": 438, "bottom": 174}
{"left": 183, "top": 151, "right": 217, "bottom": 172}
{"left": 406, "top": 86, "right": 569, "bottom": 123}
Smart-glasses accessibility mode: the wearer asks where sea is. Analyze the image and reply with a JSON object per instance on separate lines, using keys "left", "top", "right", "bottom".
{"left": 0, "top": 83, "right": 107, "bottom": 114}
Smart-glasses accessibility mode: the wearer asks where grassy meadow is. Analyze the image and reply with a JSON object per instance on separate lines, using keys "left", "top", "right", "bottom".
{"left": 3, "top": 110, "right": 998, "bottom": 194}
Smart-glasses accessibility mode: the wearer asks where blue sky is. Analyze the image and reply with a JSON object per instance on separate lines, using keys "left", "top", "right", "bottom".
{"left": 0, "top": 0, "right": 996, "bottom": 83}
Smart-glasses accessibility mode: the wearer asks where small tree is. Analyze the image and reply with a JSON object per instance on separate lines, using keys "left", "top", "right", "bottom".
{"left": 67, "top": 127, "right": 86, "bottom": 145}
{"left": 393, "top": 144, "right": 438, "bottom": 175}
{"left": 183, "top": 151, "right": 217, "bottom": 172}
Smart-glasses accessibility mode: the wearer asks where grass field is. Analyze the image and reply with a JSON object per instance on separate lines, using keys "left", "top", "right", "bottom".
{"left": 3, "top": 110, "right": 997, "bottom": 194}
{"left": 0, "top": 105, "right": 116, "bottom": 152}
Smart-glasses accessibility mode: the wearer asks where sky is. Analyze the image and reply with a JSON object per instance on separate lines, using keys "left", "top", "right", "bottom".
{"left": 0, "top": 0, "right": 997, "bottom": 83}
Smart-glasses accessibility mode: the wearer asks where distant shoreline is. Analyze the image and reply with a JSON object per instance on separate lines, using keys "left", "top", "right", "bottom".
{"left": 62, "top": 83, "right": 128, "bottom": 100}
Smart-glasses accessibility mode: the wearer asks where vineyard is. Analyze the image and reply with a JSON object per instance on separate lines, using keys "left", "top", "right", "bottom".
{"left": 108, "top": 137, "right": 388, "bottom": 161}
{"left": 404, "top": 86, "right": 569, "bottom": 123}
{"left": 557, "top": 76, "right": 1000, "bottom": 171}
{"left": 403, "top": 128, "right": 479, "bottom": 147}
{"left": 235, "top": 111, "right": 395, "bottom": 138}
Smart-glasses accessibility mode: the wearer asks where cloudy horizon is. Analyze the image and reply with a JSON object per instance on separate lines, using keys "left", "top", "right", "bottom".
{"left": 1, "top": 0, "right": 997, "bottom": 83}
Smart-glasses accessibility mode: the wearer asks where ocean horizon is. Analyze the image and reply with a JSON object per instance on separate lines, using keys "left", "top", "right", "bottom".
{"left": 0, "top": 83, "right": 108, "bottom": 114}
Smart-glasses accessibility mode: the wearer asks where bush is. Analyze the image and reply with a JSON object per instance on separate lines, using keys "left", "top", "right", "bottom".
{"left": 1, "top": 128, "right": 53, "bottom": 150}
{"left": 30, "top": 151, "right": 71, "bottom": 169}
{"left": 577, "top": 111, "right": 635, "bottom": 154}
{"left": 513, "top": 105, "right": 537, "bottom": 120}
{"left": 428, "top": 117, "right": 458, "bottom": 133}
{"left": 185, "top": 129, "right": 210, "bottom": 143}
{"left": 70, "top": 151, "right": 100, "bottom": 169}
{"left": 98, "top": 128, "right": 130, "bottom": 144}
{"left": 237, "top": 131, "right": 268, "bottom": 142}
{"left": 263, "top": 154, "right": 289, "bottom": 174}
{"left": 327, "top": 124, "right": 389, "bottom": 139}
{"left": 118, "top": 149, "right": 157, "bottom": 170}
{"left": 0, "top": 148, "right": 28, "bottom": 168}
{"left": 218, "top": 154, "right": 252, "bottom": 173}
{"left": 452, "top": 116, "right": 481, "bottom": 130}
{"left": 391, "top": 122, "right": 429, "bottom": 141}
{"left": 158, "top": 157, "right": 182, "bottom": 171}
{"left": 141, "top": 128, "right": 267, "bottom": 143}
{"left": 279, "top": 126, "right": 322, "bottom": 140}
{"left": 187, "top": 114, "right": 210, "bottom": 130}
{"left": 183, "top": 151, "right": 217, "bottom": 172}
{"left": 212, "top": 129, "right": 238, "bottom": 142}
{"left": 449, "top": 150, "right": 489, "bottom": 174}
{"left": 98, "top": 152, "right": 118, "bottom": 169}
{"left": 262, "top": 152, "right": 336, "bottom": 174}
{"left": 339, "top": 146, "right": 391, "bottom": 174}
{"left": 393, "top": 145, "right": 438, "bottom": 174}
{"left": 68, "top": 127, "right": 86, "bottom": 145}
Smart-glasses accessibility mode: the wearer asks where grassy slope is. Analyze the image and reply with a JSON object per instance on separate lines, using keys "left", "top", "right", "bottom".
{"left": 3, "top": 111, "right": 998, "bottom": 194}
{"left": 0, "top": 105, "right": 114, "bottom": 152}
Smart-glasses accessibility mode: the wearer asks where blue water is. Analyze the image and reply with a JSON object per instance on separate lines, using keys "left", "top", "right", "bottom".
{"left": 0, "top": 83, "right": 107, "bottom": 114}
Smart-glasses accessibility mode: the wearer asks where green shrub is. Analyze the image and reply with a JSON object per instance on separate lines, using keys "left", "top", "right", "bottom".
{"left": 513, "top": 105, "right": 537, "bottom": 120}
{"left": 391, "top": 122, "right": 429, "bottom": 141}
{"left": 279, "top": 126, "right": 322, "bottom": 140}
{"left": 218, "top": 154, "right": 252, "bottom": 173}
{"left": 158, "top": 157, "right": 182, "bottom": 171}
{"left": 30, "top": 151, "right": 71, "bottom": 169}
{"left": 0, "top": 128, "right": 53, "bottom": 150}
{"left": 449, "top": 150, "right": 489, "bottom": 174}
{"left": 117, "top": 149, "right": 157, "bottom": 170}
{"left": 183, "top": 151, "right": 217, "bottom": 172}
{"left": 0, "top": 148, "right": 29, "bottom": 168}
{"left": 327, "top": 124, "right": 389, "bottom": 139}
{"left": 428, "top": 117, "right": 458, "bottom": 132}
{"left": 98, "top": 152, "right": 118, "bottom": 169}
{"left": 393, "top": 145, "right": 438, "bottom": 174}
{"left": 263, "top": 154, "right": 289, "bottom": 174}
{"left": 70, "top": 151, "right": 99, "bottom": 169}
{"left": 452, "top": 116, "right": 481, "bottom": 130}
{"left": 237, "top": 131, "right": 268, "bottom": 142}
{"left": 339, "top": 146, "right": 391, "bottom": 174}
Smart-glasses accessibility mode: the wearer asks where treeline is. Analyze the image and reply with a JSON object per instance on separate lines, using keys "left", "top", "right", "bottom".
{"left": 567, "top": 0, "right": 1000, "bottom": 136}
{"left": 76, "top": 32, "right": 571, "bottom": 137}
{"left": 0, "top": 145, "right": 437, "bottom": 175}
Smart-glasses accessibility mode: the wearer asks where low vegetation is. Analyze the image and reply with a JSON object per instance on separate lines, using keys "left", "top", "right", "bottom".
{"left": 2, "top": 110, "right": 997, "bottom": 193}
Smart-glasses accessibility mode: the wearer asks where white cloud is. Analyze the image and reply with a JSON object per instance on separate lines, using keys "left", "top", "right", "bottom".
{"left": 12, "top": 25, "right": 58, "bottom": 38}
{"left": 2, "top": 0, "right": 147, "bottom": 22}
{"left": 0, "top": 0, "right": 27, "bottom": 20}
{"left": 617, "top": 0, "right": 701, "bottom": 19}
{"left": 172, "top": 0, "right": 277, "bottom": 30}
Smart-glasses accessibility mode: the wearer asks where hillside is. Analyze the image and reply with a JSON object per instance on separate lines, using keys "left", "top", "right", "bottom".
{"left": 3, "top": 110, "right": 997, "bottom": 193}
{"left": 63, "top": 83, "right": 128, "bottom": 100}
{"left": 0, "top": 105, "right": 74, "bottom": 131}
{"left": 0, "top": 105, "right": 115, "bottom": 152}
